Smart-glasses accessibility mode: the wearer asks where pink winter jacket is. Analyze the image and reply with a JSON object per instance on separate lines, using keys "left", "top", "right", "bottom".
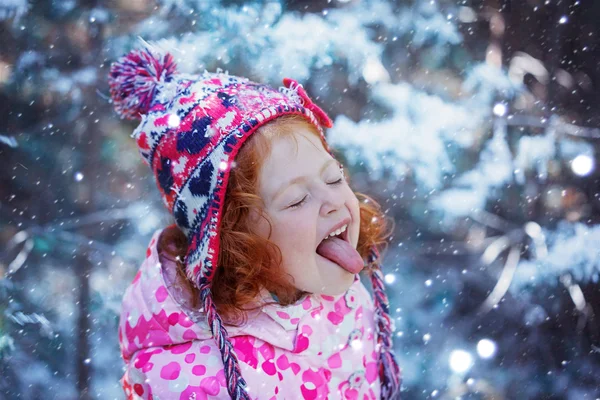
{"left": 119, "top": 227, "right": 383, "bottom": 399}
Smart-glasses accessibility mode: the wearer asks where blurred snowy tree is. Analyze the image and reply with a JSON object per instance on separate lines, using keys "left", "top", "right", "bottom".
{"left": 1, "top": 0, "right": 599, "bottom": 399}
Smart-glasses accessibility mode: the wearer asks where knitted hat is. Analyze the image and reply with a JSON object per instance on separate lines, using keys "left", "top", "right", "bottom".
{"left": 108, "top": 40, "right": 401, "bottom": 399}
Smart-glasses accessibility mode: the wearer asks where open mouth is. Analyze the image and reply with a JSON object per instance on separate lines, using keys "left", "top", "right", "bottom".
{"left": 316, "top": 223, "right": 350, "bottom": 249}
{"left": 338, "top": 227, "right": 350, "bottom": 244}
{"left": 315, "top": 220, "right": 364, "bottom": 274}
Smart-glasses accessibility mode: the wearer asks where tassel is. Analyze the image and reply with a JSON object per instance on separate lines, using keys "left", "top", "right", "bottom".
{"left": 368, "top": 245, "right": 402, "bottom": 399}
{"left": 200, "top": 286, "right": 251, "bottom": 400}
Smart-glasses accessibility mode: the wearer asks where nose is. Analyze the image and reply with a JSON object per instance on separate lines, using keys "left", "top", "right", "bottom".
{"left": 319, "top": 185, "right": 344, "bottom": 216}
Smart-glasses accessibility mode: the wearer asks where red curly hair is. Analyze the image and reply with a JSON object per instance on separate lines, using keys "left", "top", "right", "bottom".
{"left": 158, "top": 114, "right": 394, "bottom": 327}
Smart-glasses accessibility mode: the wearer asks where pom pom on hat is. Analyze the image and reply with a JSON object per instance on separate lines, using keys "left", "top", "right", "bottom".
{"left": 108, "top": 40, "right": 178, "bottom": 120}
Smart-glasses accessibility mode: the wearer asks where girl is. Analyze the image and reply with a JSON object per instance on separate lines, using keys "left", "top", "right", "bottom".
{"left": 109, "top": 41, "right": 401, "bottom": 399}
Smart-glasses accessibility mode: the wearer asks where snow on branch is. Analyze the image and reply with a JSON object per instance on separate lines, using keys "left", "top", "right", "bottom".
{"left": 512, "top": 221, "right": 600, "bottom": 291}
{"left": 327, "top": 81, "right": 481, "bottom": 190}
{"left": 0, "top": 0, "right": 29, "bottom": 23}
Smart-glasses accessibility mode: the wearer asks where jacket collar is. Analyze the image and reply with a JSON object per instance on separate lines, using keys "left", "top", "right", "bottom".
{"left": 258, "top": 274, "right": 361, "bottom": 332}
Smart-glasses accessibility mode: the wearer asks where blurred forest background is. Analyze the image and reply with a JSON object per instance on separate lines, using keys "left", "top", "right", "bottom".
{"left": 1, "top": 0, "right": 600, "bottom": 399}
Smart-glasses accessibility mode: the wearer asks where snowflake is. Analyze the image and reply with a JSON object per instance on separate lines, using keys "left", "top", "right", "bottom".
{"left": 278, "top": 84, "right": 304, "bottom": 106}
{"left": 155, "top": 79, "right": 180, "bottom": 104}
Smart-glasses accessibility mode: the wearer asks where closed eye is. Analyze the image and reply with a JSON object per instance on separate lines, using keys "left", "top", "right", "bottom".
{"left": 288, "top": 178, "right": 344, "bottom": 209}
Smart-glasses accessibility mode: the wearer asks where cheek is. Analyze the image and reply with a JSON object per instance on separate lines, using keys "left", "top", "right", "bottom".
{"left": 349, "top": 192, "right": 360, "bottom": 214}
{"left": 347, "top": 192, "right": 361, "bottom": 246}
{"left": 271, "top": 214, "right": 316, "bottom": 251}
{"left": 345, "top": 189, "right": 360, "bottom": 218}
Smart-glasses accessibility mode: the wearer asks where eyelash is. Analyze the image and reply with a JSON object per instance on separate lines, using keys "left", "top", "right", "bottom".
{"left": 288, "top": 177, "right": 344, "bottom": 209}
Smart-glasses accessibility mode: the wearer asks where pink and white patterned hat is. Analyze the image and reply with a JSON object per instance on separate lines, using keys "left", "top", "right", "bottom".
{"left": 108, "top": 41, "right": 333, "bottom": 290}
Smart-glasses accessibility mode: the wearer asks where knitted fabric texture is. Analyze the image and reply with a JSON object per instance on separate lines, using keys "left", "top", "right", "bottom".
{"left": 108, "top": 40, "right": 401, "bottom": 399}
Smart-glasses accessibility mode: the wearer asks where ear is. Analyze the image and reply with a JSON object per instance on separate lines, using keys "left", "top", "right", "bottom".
{"left": 248, "top": 208, "right": 262, "bottom": 224}
{"left": 248, "top": 208, "right": 272, "bottom": 238}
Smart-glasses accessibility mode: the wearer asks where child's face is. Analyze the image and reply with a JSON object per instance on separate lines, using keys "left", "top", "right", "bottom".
{"left": 254, "top": 127, "right": 361, "bottom": 296}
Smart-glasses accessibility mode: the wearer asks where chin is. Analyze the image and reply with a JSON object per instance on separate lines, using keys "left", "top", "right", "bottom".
{"left": 319, "top": 274, "right": 355, "bottom": 296}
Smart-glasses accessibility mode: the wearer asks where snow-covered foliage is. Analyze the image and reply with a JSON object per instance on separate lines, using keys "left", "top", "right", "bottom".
{"left": 0, "top": 0, "right": 29, "bottom": 22}
{"left": 328, "top": 81, "right": 481, "bottom": 189}
{"left": 512, "top": 222, "right": 600, "bottom": 291}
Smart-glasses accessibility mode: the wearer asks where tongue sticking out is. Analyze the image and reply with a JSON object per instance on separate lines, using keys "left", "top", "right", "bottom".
{"left": 316, "top": 236, "right": 364, "bottom": 274}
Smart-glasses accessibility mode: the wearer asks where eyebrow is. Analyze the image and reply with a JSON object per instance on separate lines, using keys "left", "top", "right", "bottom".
{"left": 271, "top": 159, "right": 338, "bottom": 202}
